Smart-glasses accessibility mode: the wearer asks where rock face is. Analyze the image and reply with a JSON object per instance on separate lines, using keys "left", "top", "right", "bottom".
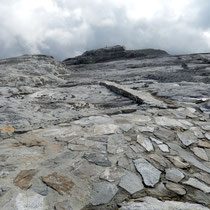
{"left": 63, "top": 45, "right": 168, "bottom": 65}
{"left": 1, "top": 47, "right": 210, "bottom": 209}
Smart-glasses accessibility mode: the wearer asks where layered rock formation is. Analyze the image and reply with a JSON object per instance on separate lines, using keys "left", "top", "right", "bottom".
{"left": 0, "top": 46, "right": 210, "bottom": 209}
{"left": 63, "top": 45, "right": 168, "bottom": 65}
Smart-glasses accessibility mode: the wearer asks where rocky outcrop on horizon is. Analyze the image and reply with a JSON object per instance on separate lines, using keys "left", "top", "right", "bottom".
{"left": 63, "top": 45, "right": 168, "bottom": 65}
{"left": 0, "top": 47, "right": 210, "bottom": 209}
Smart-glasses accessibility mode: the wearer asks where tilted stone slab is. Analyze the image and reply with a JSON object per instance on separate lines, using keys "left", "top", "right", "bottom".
{"left": 134, "top": 158, "right": 161, "bottom": 187}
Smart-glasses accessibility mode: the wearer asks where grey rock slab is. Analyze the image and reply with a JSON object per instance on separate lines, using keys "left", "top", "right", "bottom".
{"left": 183, "top": 178, "right": 210, "bottom": 193}
{"left": 93, "top": 124, "right": 118, "bottom": 135}
{"left": 134, "top": 158, "right": 161, "bottom": 187}
{"left": 165, "top": 168, "right": 185, "bottom": 183}
{"left": 91, "top": 182, "right": 118, "bottom": 205}
{"left": 177, "top": 131, "right": 197, "bottom": 146}
{"left": 150, "top": 137, "right": 162, "bottom": 145}
{"left": 154, "top": 116, "right": 185, "bottom": 128}
{"left": 168, "top": 143, "right": 210, "bottom": 173}
{"left": 167, "top": 155, "right": 190, "bottom": 169}
{"left": 158, "top": 144, "right": 170, "bottom": 153}
{"left": 205, "top": 132, "right": 210, "bottom": 140}
{"left": 68, "top": 144, "right": 89, "bottom": 151}
{"left": 193, "top": 172, "right": 210, "bottom": 185}
{"left": 191, "top": 147, "right": 209, "bottom": 161}
{"left": 119, "top": 197, "right": 209, "bottom": 210}
{"left": 100, "top": 167, "right": 125, "bottom": 182}
{"left": 119, "top": 172, "right": 144, "bottom": 194}
{"left": 165, "top": 182, "right": 186, "bottom": 195}
{"left": 83, "top": 153, "right": 111, "bottom": 167}
{"left": 202, "top": 125, "right": 210, "bottom": 131}
{"left": 137, "top": 135, "right": 154, "bottom": 152}
{"left": 190, "top": 127, "right": 204, "bottom": 138}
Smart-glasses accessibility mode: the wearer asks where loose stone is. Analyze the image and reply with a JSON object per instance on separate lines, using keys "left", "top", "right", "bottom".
{"left": 165, "top": 168, "right": 185, "bottom": 183}
{"left": 167, "top": 156, "right": 190, "bottom": 169}
{"left": 91, "top": 182, "right": 118, "bottom": 205}
{"left": 191, "top": 147, "right": 209, "bottom": 161}
{"left": 183, "top": 178, "right": 210, "bottom": 193}
{"left": 137, "top": 135, "right": 154, "bottom": 152}
{"left": 119, "top": 172, "right": 144, "bottom": 194}
{"left": 83, "top": 153, "right": 111, "bottom": 167}
{"left": 134, "top": 158, "right": 161, "bottom": 187}
{"left": 177, "top": 131, "right": 197, "bottom": 146}
{"left": 165, "top": 182, "right": 186, "bottom": 195}
{"left": 198, "top": 141, "right": 210, "bottom": 149}
{"left": 158, "top": 144, "right": 170, "bottom": 153}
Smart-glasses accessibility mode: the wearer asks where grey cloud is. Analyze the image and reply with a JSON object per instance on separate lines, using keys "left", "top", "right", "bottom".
{"left": 0, "top": 0, "right": 210, "bottom": 60}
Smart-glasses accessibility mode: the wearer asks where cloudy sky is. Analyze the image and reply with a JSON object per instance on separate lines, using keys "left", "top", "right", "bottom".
{"left": 1, "top": 0, "right": 210, "bottom": 60}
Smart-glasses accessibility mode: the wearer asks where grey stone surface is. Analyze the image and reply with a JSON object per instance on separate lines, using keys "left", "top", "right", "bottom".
{"left": 183, "top": 178, "right": 210, "bottom": 193}
{"left": 137, "top": 135, "right": 154, "bottom": 152}
{"left": 119, "top": 197, "right": 209, "bottom": 210}
{"left": 165, "top": 168, "right": 185, "bottom": 183}
{"left": 91, "top": 182, "right": 118, "bottom": 205}
{"left": 191, "top": 147, "right": 209, "bottom": 161}
{"left": 83, "top": 153, "right": 111, "bottom": 167}
{"left": 119, "top": 172, "right": 144, "bottom": 194}
{"left": 165, "top": 182, "right": 186, "bottom": 195}
{"left": 134, "top": 158, "right": 161, "bottom": 187}
{"left": 177, "top": 131, "right": 197, "bottom": 146}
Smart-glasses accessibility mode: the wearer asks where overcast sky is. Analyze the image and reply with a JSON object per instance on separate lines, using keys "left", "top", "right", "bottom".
{"left": 1, "top": 0, "right": 210, "bottom": 60}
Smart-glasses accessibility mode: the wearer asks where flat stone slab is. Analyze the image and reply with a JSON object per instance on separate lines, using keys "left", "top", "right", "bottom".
{"left": 83, "top": 153, "right": 111, "bottom": 167}
{"left": 177, "top": 131, "right": 197, "bottom": 146}
{"left": 91, "top": 182, "right": 118, "bottom": 205}
{"left": 191, "top": 147, "right": 209, "bottom": 161}
{"left": 134, "top": 158, "right": 161, "bottom": 187}
{"left": 137, "top": 135, "right": 154, "bottom": 152}
{"left": 119, "top": 172, "right": 144, "bottom": 194}
{"left": 165, "top": 168, "right": 185, "bottom": 183}
{"left": 119, "top": 196, "right": 209, "bottom": 210}
{"left": 183, "top": 178, "right": 210, "bottom": 193}
{"left": 165, "top": 182, "right": 186, "bottom": 195}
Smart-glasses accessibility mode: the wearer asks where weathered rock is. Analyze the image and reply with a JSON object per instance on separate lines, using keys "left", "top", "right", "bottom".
{"left": 68, "top": 144, "right": 89, "bottom": 151}
{"left": 91, "top": 182, "right": 118, "bottom": 205}
{"left": 191, "top": 127, "right": 204, "bottom": 138}
{"left": 193, "top": 172, "right": 210, "bottom": 185}
{"left": 183, "top": 178, "right": 210, "bottom": 193}
{"left": 205, "top": 132, "right": 210, "bottom": 140}
{"left": 119, "top": 196, "right": 209, "bottom": 210}
{"left": 158, "top": 144, "right": 170, "bottom": 153}
{"left": 191, "top": 147, "right": 209, "bottom": 161}
{"left": 134, "top": 158, "right": 161, "bottom": 187}
{"left": 177, "top": 131, "right": 197, "bottom": 146}
{"left": 198, "top": 141, "right": 210, "bottom": 149}
{"left": 119, "top": 172, "right": 144, "bottom": 194}
{"left": 0, "top": 125, "right": 15, "bottom": 133}
{"left": 165, "top": 168, "right": 185, "bottom": 183}
{"left": 83, "top": 153, "right": 111, "bottom": 167}
{"left": 137, "top": 134, "right": 154, "bottom": 152}
{"left": 167, "top": 155, "right": 190, "bottom": 169}
{"left": 154, "top": 117, "right": 184, "bottom": 128}
{"left": 100, "top": 167, "right": 125, "bottom": 182}
{"left": 165, "top": 182, "right": 186, "bottom": 195}
{"left": 54, "top": 200, "right": 73, "bottom": 210}
{"left": 41, "top": 172, "right": 74, "bottom": 195}
{"left": 14, "top": 169, "right": 39, "bottom": 190}
{"left": 93, "top": 124, "right": 118, "bottom": 135}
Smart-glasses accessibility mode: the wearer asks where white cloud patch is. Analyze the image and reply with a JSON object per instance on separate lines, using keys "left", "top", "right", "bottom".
{"left": 0, "top": 0, "right": 210, "bottom": 60}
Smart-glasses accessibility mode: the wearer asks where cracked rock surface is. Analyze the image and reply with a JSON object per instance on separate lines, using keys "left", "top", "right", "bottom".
{"left": 1, "top": 46, "right": 210, "bottom": 209}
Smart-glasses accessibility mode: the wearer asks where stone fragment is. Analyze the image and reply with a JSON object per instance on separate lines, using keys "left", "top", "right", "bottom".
{"left": 165, "top": 182, "right": 186, "bottom": 195}
{"left": 119, "top": 172, "right": 144, "bottom": 194}
{"left": 177, "top": 131, "right": 197, "bottom": 146}
{"left": 165, "top": 168, "right": 185, "bottom": 183}
{"left": 158, "top": 144, "right": 169, "bottom": 153}
{"left": 132, "top": 115, "right": 151, "bottom": 123}
{"left": 205, "top": 132, "right": 210, "bottom": 140}
{"left": 183, "top": 178, "right": 210, "bottom": 193}
{"left": 68, "top": 144, "right": 89, "bottom": 151}
{"left": 150, "top": 137, "right": 162, "bottom": 144}
{"left": 15, "top": 134, "right": 46, "bottom": 147}
{"left": 202, "top": 125, "right": 210, "bottom": 131}
{"left": 91, "top": 182, "right": 118, "bottom": 205}
{"left": 14, "top": 169, "right": 38, "bottom": 190}
{"left": 83, "top": 153, "right": 111, "bottom": 167}
{"left": 0, "top": 125, "right": 15, "bottom": 133}
{"left": 154, "top": 128, "right": 175, "bottom": 141}
{"left": 44, "top": 144, "right": 64, "bottom": 155}
{"left": 138, "top": 126, "right": 155, "bottom": 133}
{"left": 15, "top": 192, "right": 48, "bottom": 210}
{"left": 100, "top": 167, "right": 125, "bottom": 182}
{"left": 134, "top": 158, "right": 161, "bottom": 187}
{"left": 193, "top": 172, "right": 210, "bottom": 185}
{"left": 54, "top": 200, "right": 72, "bottom": 210}
{"left": 154, "top": 116, "right": 184, "bottom": 128}
{"left": 41, "top": 172, "right": 74, "bottom": 195}
{"left": 137, "top": 135, "right": 154, "bottom": 152}
{"left": 190, "top": 127, "right": 204, "bottom": 138}
{"left": 167, "top": 156, "right": 190, "bottom": 169}
{"left": 119, "top": 197, "right": 209, "bottom": 210}
{"left": 168, "top": 143, "right": 210, "bottom": 173}
{"left": 148, "top": 154, "right": 168, "bottom": 167}
{"left": 191, "top": 147, "right": 209, "bottom": 161}
{"left": 198, "top": 141, "right": 210, "bottom": 149}
{"left": 93, "top": 124, "right": 118, "bottom": 135}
